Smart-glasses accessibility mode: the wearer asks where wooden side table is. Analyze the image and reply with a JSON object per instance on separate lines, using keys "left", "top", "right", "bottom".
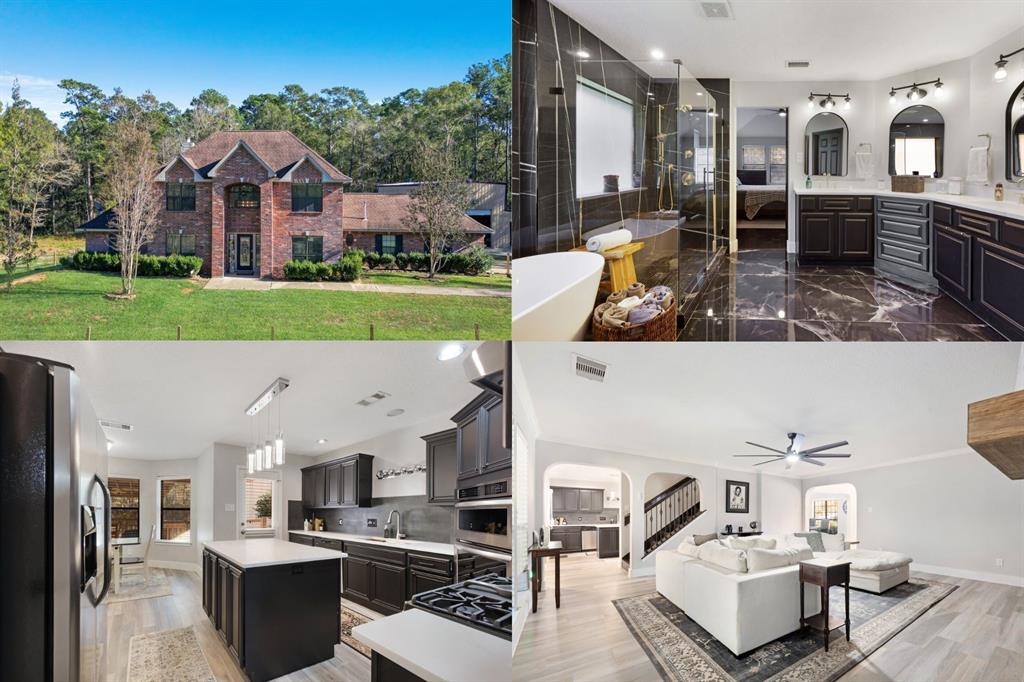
{"left": 799, "top": 559, "right": 851, "bottom": 652}
{"left": 572, "top": 241, "right": 645, "bottom": 293}
{"left": 528, "top": 541, "right": 564, "bottom": 613}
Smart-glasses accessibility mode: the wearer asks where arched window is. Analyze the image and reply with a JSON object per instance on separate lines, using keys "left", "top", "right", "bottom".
{"left": 228, "top": 184, "right": 260, "bottom": 208}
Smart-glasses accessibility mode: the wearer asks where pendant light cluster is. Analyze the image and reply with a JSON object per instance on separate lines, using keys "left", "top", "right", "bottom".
{"left": 888, "top": 78, "right": 943, "bottom": 103}
{"left": 245, "top": 377, "right": 289, "bottom": 475}
{"left": 993, "top": 46, "right": 1024, "bottom": 82}
{"left": 806, "top": 91, "right": 851, "bottom": 111}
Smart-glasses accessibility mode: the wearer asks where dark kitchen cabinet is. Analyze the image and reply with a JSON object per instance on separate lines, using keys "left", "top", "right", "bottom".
{"left": 563, "top": 488, "right": 580, "bottom": 512}
{"left": 974, "top": 237, "right": 1024, "bottom": 339}
{"left": 875, "top": 197, "right": 933, "bottom": 285}
{"left": 301, "top": 454, "right": 373, "bottom": 509}
{"left": 218, "top": 559, "right": 231, "bottom": 643}
{"left": 552, "top": 487, "right": 604, "bottom": 513}
{"left": 325, "top": 462, "right": 343, "bottom": 507}
{"left": 598, "top": 527, "right": 619, "bottom": 559}
{"left": 370, "top": 562, "right": 407, "bottom": 614}
{"left": 933, "top": 224, "right": 972, "bottom": 302}
{"left": 343, "top": 555, "right": 372, "bottom": 602}
{"left": 423, "top": 429, "right": 457, "bottom": 505}
{"left": 798, "top": 196, "right": 874, "bottom": 263}
{"left": 226, "top": 564, "right": 244, "bottom": 664}
{"left": 549, "top": 526, "right": 582, "bottom": 552}
{"left": 289, "top": 533, "right": 314, "bottom": 546}
{"left": 408, "top": 568, "right": 450, "bottom": 597}
{"left": 454, "top": 391, "right": 509, "bottom": 481}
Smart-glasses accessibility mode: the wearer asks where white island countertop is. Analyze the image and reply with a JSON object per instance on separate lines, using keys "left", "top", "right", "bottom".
{"left": 288, "top": 529, "right": 456, "bottom": 556}
{"left": 353, "top": 609, "right": 511, "bottom": 682}
{"left": 204, "top": 539, "right": 344, "bottom": 568}
{"left": 792, "top": 186, "right": 1024, "bottom": 220}
{"left": 551, "top": 523, "right": 620, "bottom": 528}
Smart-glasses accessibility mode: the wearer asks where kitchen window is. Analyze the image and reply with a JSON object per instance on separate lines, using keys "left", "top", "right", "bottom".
{"left": 109, "top": 476, "right": 140, "bottom": 545}
{"left": 166, "top": 182, "right": 196, "bottom": 211}
{"left": 157, "top": 477, "right": 191, "bottom": 543}
{"left": 291, "top": 236, "right": 323, "bottom": 262}
{"left": 166, "top": 234, "right": 196, "bottom": 256}
{"left": 291, "top": 183, "right": 323, "bottom": 212}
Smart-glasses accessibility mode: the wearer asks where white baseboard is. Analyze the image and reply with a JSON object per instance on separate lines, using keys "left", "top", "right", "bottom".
{"left": 629, "top": 566, "right": 654, "bottom": 578}
{"left": 912, "top": 563, "right": 1023, "bottom": 588}
{"left": 150, "top": 559, "right": 200, "bottom": 574}
{"left": 786, "top": 239, "right": 797, "bottom": 254}
{"left": 512, "top": 603, "right": 529, "bottom": 651}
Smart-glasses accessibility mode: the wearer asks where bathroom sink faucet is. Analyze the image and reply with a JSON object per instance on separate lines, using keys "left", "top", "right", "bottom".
{"left": 385, "top": 510, "right": 406, "bottom": 539}
{"left": 1013, "top": 177, "right": 1024, "bottom": 203}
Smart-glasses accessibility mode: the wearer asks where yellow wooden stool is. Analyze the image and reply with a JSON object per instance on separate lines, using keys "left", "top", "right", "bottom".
{"left": 573, "top": 241, "right": 645, "bottom": 293}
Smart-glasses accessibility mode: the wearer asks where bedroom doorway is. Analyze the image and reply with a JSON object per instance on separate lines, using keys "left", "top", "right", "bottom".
{"left": 804, "top": 483, "right": 857, "bottom": 543}
{"left": 736, "top": 106, "right": 788, "bottom": 249}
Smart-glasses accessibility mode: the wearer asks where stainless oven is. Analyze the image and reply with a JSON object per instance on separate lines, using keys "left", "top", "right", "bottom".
{"left": 453, "top": 488, "right": 512, "bottom": 582}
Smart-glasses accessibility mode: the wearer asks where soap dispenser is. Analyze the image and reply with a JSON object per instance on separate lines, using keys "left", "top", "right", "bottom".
{"left": 995, "top": 183, "right": 1005, "bottom": 202}
{"left": 805, "top": 175, "right": 812, "bottom": 189}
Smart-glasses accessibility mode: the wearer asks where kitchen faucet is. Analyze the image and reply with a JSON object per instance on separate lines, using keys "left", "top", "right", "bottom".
{"left": 385, "top": 510, "right": 406, "bottom": 539}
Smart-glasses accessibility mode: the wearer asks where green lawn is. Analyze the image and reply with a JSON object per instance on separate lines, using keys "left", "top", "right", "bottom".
{"left": 361, "top": 270, "right": 512, "bottom": 289}
{"left": 2, "top": 234, "right": 84, "bottom": 280}
{"left": 0, "top": 270, "right": 510, "bottom": 340}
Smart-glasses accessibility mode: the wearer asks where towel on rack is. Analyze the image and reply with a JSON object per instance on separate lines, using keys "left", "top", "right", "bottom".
{"left": 855, "top": 150, "right": 874, "bottom": 180}
{"left": 967, "top": 146, "right": 990, "bottom": 184}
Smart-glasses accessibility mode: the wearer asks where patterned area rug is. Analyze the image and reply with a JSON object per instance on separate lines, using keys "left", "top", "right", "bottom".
{"left": 127, "top": 626, "right": 215, "bottom": 682}
{"left": 340, "top": 605, "right": 373, "bottom": 658}
{"left": 613, "top": 578, "right": 956, "bottom": 681}
{"left": 107, "top": 568, "right": 173, "bottom": 604}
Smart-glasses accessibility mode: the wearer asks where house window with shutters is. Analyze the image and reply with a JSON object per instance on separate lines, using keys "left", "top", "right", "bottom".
{"left": 376, "top": 234, "right": 402, "bottom": 255}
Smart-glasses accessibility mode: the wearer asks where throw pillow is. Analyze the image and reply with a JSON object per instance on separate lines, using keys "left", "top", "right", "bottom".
{"left": 821, "top": 532, "right": 845, "bottom": 552}
{"left": 693, "top": 532, "right": 719, "bottom": 546}
{"left": 754, "top": 537, "right": 777, "bottom": 550}
{"left": 697, "top": 541, "right": 748, "bottom": 572}
{"left": 747, "top": 546, "right": 814, "bottom": 572}
{"left": 677, "top": 541, "right": 701, "bottom": 558}
{"left": 793, "top": 531, "right": 826, "bottom": 553}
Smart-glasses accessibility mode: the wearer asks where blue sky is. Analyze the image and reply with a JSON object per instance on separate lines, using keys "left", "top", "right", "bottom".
{"left": 0, "top": 0, "right": 510, "bottom": 123}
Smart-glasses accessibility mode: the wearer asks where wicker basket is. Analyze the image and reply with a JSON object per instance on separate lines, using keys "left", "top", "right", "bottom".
{"left": 891, "top": 175, "right": 925, "bottom": 193}
{"left": 591, "top": 302, "right": 678, "bottom": 341}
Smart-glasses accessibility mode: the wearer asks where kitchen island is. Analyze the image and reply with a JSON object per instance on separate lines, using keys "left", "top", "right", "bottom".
{"left": 202, "top": 539, "right": 344, "bottom": 682}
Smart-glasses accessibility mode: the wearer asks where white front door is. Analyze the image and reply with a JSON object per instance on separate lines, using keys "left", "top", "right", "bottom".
{"left": 236, "top": 466, "right": 282, "bottom": 540}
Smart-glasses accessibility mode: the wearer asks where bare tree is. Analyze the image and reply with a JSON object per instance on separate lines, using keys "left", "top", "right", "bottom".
{"left": 107, "top": 116, "right": 160, "bottom": 297}
{"left": 402, "top": 136, "right": 471, "bottom": 280}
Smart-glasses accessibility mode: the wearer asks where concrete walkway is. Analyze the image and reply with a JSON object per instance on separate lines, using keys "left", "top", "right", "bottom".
{"left": 204, "top": 276, "right": 511, "bottom": 298}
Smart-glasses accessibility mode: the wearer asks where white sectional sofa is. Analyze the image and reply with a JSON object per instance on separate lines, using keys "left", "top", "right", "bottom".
{"left": 814, "top": 532, "right": 912, "bottom": 593}
{"left": 655, "top": 534, "right": 822, "bottom": 656}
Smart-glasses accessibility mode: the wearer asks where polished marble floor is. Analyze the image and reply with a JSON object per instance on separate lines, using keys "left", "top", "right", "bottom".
{"left": 679, "top": 249, "right": 1005, "bottom": 342}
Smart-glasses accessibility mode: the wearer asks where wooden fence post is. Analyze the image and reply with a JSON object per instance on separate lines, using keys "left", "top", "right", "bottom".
{"left": 369, "top": 323, "right": 375, "bottom": 340}
{"left": 271, "top": 325, "right": 276, "bottom": 341}
{"left": 475, "top": 323, "right": 480, "bottom": 340}
{"left": 86, "top": 326, "right": 91, "bottom": 341}
{"left": 176, "top": 325, "right": 182, "bottom": 340}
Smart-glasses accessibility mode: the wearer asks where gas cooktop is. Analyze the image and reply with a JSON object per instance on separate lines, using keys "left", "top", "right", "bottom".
{"left": 409, "top": 573, "right": 512, "bottom": 640}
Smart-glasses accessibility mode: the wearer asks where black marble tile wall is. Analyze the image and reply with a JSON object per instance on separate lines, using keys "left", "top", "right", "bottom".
{"left": 293, "top": 495, "right": 454, "bottom": 544}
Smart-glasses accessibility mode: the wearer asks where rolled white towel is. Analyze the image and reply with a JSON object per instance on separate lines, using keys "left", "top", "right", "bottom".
{"left": 586, "top": 229, "right": 632, "bottom": 253}
{"left": 617, "top": 296, "right": 642, "bottom": 310}
{"left": 966, "top": 146, "right": 989, "bottom": 184}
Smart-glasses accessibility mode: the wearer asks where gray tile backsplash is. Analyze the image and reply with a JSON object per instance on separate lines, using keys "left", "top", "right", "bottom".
{"left": 552, "top": 510, "right": 618, "bottom": 524}
{"left": 291, "top": 495, "right": 453, "bottom": 543}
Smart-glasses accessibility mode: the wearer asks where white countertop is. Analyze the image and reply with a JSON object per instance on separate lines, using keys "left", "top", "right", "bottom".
{"left": 550, "top": 523, "right": 620, "bottom": 528}
{"left": 288, "top": 529, "right": 456, "bottom": 556}
{"left": 793, "top": 186, "right": 1024, "bottom": 220}
{"left": 353, "top": 609, "right": 511, "bottom": 682}
{"left": 204, "top": 539, "right": 344, "bottom": 568}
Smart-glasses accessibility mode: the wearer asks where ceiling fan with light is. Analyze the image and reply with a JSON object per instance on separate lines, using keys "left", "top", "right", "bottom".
{"left": 734, "top": 432, "right": 851, "bottom": 469}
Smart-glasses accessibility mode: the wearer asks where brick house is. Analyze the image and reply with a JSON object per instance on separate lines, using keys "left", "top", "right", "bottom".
{"left": 80, "top": 130, "right": 351, "bottom": 278}
{"left": 341, "top": 193, "right": 493, "bottom": 255}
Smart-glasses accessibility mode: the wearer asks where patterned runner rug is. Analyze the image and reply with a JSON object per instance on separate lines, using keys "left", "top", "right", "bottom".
{"left": 340, "top": 604, "right": 373, "bottom": 658}
{"left": 127, "top": 626, "right": 215, "bottom": 682}
{"left": 613, "top": 578, "right": 956, "bottom": 681}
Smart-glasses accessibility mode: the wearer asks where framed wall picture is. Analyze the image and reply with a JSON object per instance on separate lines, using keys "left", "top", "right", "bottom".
{"left": 726, "top": 480, "right": 749, "bottom": 514}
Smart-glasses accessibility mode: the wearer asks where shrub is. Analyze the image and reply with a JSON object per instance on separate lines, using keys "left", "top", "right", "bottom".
{"left": 378, "top": 253, "right": 396, "bottom": 270}
{"left": 283, "top": 257, "right": 361, "bottom": 282}
{"left": 345, "top": 247, "right": 365, "bottom": 263}
{"left": 283, "top": 260, "right": 318, "bottom": 281}
{"left": 315, "top": 262, "right": 332, "bottom": 280}
{"left": 337, "top": 256, "right": 361, "bottom": 282}
{"left": 395, "top": 252, "right": 409, "bottom": 270}
{"left": 460, "top": 245, "right": 495, "bottom": 275}
{"left": 365, "top": 251, "right": 381, "bottom": 269}
{"left": 63, "top": 251, "right": 203, "bottom": 277}
{"left": 407, "top": 251, "right": 428, "bottom": 272}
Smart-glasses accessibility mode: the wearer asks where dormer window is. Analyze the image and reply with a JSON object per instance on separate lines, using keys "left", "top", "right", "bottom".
{"left": 291, "top": 183, "right": 323, "bottom": 212}
{"left": 166, "top": 182, "right": 196, "bottom": 211}
{"left": 228, "top": 184, "right": 260, "bottom": 208}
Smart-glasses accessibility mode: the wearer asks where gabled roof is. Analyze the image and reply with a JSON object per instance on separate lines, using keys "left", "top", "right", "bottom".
{"left": 155, "top": 154, "right": 205, "bottom": 182}
{"left": 77, "top": 208, "right": 116, "bottom": 232}
{"left": 162, "top": 130, "right": 351, "bottom": 183}
{"left": 277, "top": 154, "right": 336, "bottom": 182}
{"left": 342, "top": 193, "right": 493, "bottom": 234}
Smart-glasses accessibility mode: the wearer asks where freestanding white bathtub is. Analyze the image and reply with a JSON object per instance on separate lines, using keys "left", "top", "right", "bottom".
{"left": 512, "top": 252, "right": 604, "bottom": 341}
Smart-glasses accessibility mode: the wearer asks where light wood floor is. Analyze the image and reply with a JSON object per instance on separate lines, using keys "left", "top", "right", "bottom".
{"left": 105, "top": 568, "right": 371, "bottom": 682}
{"left": 512, "top": 553, "right": 1024, "bottom": 682}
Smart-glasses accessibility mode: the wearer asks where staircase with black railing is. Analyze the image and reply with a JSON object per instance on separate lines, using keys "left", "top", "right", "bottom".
{"left": 643, "top": 476, "right": 705, "bottom": 556}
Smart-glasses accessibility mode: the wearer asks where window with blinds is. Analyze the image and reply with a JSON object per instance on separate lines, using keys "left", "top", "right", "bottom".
{"left": 243, "top": 478, "right": 275, "bottom": 530}
{"left": 109, "top": 477, "right": 140, "bottom": 544}
{"left": 158, "top": 478, "right": 191, "bottom": 543}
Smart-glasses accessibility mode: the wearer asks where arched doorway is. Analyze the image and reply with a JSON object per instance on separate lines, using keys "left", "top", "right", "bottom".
{"left": 804, "top": 483, "right": 857, "bottom": 541}
{"left": 543, "top": 463, "right": 630, "bottom": 565}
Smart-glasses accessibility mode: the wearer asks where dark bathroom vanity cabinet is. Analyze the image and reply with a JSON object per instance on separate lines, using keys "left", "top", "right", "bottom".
{"left": 797, "top": 195, "right": 874, "bottom": 263}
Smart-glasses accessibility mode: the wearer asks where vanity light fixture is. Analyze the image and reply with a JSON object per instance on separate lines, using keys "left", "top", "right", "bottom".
{"left": 777, "top": 108, "right": 787, "bottom": 117}
{"left": 993, "top": 46, "right": 1024, "bottom": 81}
{"left": 807, "top": 91, "right": 850, "bottom": 110}
{"left": 317, "top": 438, "right": 328, "bottom": 444}
{"left": 575, "top": 49, "right": 590, "bottom": 59}
{"left": 888, "top": 78, "right": 942, "bottom": 103}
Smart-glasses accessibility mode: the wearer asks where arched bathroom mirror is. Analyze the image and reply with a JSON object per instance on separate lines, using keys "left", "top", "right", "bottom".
{"left": 888, "top": 105, "right": 944, "bottom": 178}
{"left": 803, "top": 112, "right": 848, "bottom": 176}
{"left": 1006, "top": 81, "right": 1024, "bottom": 180}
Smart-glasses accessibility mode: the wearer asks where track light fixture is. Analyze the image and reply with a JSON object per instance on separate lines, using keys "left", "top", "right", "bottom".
{"left": 888, "top": 78, "right": 942, "bottom": 104}
{"left": 807, "top": 91, "right": 850, "bottom": 111}
{"left": 993, "top": 46, "right": 1023, "bottom": 81}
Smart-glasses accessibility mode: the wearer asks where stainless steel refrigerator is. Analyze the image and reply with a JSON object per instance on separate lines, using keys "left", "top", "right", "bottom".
{"left": 1, "top": 352, "right": 110, "bottom": 682}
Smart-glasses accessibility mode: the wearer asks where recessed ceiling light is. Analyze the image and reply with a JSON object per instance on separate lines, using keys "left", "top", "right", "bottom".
{"left": 437, "top": 343, "right": 465, "bottom": 361}
{"left": 650, "top": 48, "right": 665, "bottom": 60}
{"left": 695, "top": 91, "right": 703, "bottom": 97}
{"left": 317, "top": 438, "right": 328, "bottom": 444}
{"left": 777, "top": 310, "right": 786, "bottom": 319}
{"left": 576, "top": 49, "right": 590, "bottom": 59}
{"left": 386, "top": 408, "right": 405, "bottom": 417}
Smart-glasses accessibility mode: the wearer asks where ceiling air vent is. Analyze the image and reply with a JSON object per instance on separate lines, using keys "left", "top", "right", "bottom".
{"left": 99, "top": 419, "right": 133, "bottom": 432}
{"left": 786, "top": 60, "right": 811, "bottom": 69}
{"left": 699, "top": 1, "right": 732, "bottom": 19}
{"left": 574, "top": 355, "right": 608, "bottom": 383}
{"left": 356, "top": 390, "right": 391, "bottom": 407}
